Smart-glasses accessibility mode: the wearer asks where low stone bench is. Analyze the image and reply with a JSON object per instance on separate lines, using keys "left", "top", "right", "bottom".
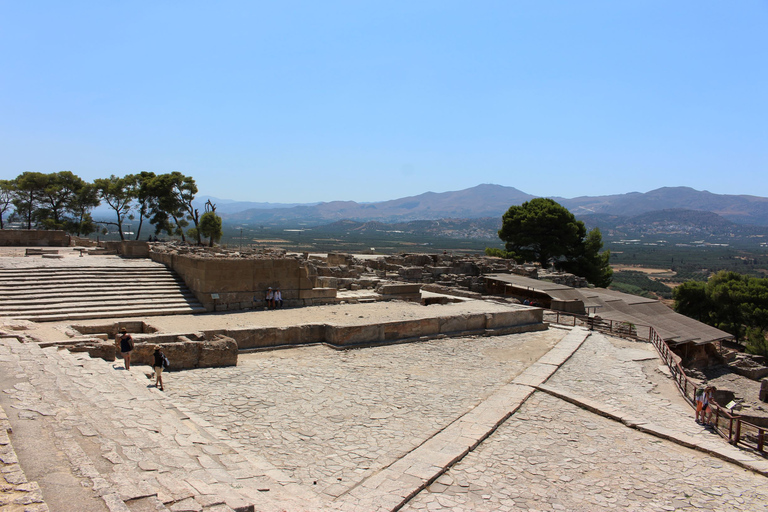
{"left": 25, "top": 248, "right": 59, "bottom": 256}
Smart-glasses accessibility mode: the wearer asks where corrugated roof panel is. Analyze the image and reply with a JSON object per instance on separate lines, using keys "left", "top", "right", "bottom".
{"left": 485, "top": 273, "right": 733, "bottom": 345}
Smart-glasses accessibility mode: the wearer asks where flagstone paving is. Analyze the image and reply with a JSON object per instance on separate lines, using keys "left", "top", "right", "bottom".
{"left": 3, "top": 323, "right": 768, "bottom": 511}
{"left": 401, "top": 392, "right": 768, "bottom": 512}
{"left": 162, "top": 330, "right": 565, "bottom": 501}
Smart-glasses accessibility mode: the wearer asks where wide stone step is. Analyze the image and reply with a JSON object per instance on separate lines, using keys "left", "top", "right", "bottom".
{"left": 7, "top": 306, "right": 208, "bottom": 322}
{"left": 0, "top": 264, "right": 205, "bottom": 322}
{"left": 0, "top": 276, "right": 185, "bottom": 288}
{"left": 1, "top": 297, "right": 202, "bottom": 313}
{"left": 0, "top": 288, "right": 198, "bottom": 301}
{"left": 0, "top": 267, "right": 176, "bottom": 278}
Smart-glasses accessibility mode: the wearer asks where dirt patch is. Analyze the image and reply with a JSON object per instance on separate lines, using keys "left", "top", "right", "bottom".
{"left": 611, "top": 265, "right": 675, "bottom": 275}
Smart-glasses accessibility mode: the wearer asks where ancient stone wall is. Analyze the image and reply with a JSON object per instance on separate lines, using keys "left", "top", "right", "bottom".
{"left": 0, "top": 229, "right": 70, "bottom": 247}
{"left": 71, "top": 236, "right": 98, "bottom": 247}
{"left": 50, "top": 334, "right": 239, "bottom": 369}
{"left": 128, "top": 335, "right": 238, "bottom": 369}
{"left": 193, "top": 306, "right": 544, "bottom": 350}
{"left": 149, "top": 249, "right": 336, "bottom": 311}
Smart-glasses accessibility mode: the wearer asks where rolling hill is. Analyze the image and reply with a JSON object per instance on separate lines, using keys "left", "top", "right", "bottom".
{"left": 216, "top": 185, "right": 768, "bottom": 227}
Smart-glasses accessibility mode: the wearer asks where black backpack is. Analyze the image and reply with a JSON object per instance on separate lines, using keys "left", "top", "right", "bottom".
{"left": 162, "top": 354, "right": 170, "bottom": 369}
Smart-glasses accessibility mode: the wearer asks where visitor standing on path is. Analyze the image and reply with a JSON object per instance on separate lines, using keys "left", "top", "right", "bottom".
{"left": 703, "top": 386, "right": 717, "bottom": 426}
{"left": 695, "top": 385, "right": 706, "bottom": 424}
{"left": 152, "top": 345, "right": 167, "bottom": 391}
{"left": 118, "top": 327, "right": 134, "bottom": 370}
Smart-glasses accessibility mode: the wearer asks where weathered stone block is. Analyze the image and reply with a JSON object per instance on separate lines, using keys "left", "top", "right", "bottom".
{"left": 378, "top": 284, "right": 421, "bottom": 295}
{"left": 299, "top": 288, "right": 337, "bottom": 299}
{"left": 0, "top": 229, "right": 70, "bottom": 247}
{"left": 466, "top": 313, "right": 487, "bottom": 331}
{"left": 198, "top": 336, "right": 238, "bottom": 368}
{"left": 398, "top": 267, "right": 423, "bottom": 280}
{"left": 326, "top": 324, "right": 382, "bottom": 346}
{"left": 485, "top": 308, "right": 542, "bottom": 329}
{"left": 439, "top": 315, "right": 470, "bottom": 334}
{"left": 123, "top": 335, "right": 237, "bottom": 370}
{"left": 65, "top": 339, "right": 117, "bottom": 361}
{"left": 119, "top": 241, "right": 150, "bottom": 258}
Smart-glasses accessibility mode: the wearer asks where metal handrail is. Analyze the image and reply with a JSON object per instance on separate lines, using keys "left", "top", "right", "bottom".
{"left": 546, "top": 310, "right": 766, "bottom": 455}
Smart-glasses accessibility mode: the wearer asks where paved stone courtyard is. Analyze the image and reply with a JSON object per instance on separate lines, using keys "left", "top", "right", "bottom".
{"left": 162, "top": 329, "right": 768, "bottom": 511}
{"left": 3, "top": 313, "right": 768, "bottom": 511}
{"left": 403, "top": 392, "right": 768, "bottom": 512}
{"left": 165, "top": 330, "right": 562, "bottom": 497}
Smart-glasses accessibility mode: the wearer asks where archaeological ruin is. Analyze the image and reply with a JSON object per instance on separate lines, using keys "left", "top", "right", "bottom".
{"left": 1, "top": 231, "right": 767, "bottom": 511}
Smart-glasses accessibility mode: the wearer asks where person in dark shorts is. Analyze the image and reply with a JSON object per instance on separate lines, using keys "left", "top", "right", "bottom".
{"left": 152, "top": 345, "right": 166, "bottom": 391}
{"left": 118, "top": 327, "right": 134, "bottom": 370}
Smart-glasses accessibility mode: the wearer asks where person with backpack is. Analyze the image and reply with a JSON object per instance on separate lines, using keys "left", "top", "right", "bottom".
{"left": 152, "top": 345, "right": 169, "bottom": 391}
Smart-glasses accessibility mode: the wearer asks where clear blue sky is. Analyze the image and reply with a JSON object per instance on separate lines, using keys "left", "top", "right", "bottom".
{"left": 1, "top": 1, "right": 766, "bottom": 203}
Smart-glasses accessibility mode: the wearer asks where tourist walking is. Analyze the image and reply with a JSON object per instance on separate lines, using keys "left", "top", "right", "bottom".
{"left": 694, "top": 385, "right": 706, "bottom": 423}
{"left": 118, "top": 327, "right": 134, "bottom": 370}
{"left": 152, "top": 345, "right": 167, "bottom": 391}
{"left": 703, "top": 386, "right": 717, "bottom": 426}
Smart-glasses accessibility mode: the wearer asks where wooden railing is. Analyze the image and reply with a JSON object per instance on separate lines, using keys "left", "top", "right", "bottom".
{"left": 545, "top": 310, "right": 767, "bottom": 456}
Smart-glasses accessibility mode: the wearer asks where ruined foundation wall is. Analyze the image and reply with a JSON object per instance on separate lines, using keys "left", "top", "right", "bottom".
{"left": 0, "top": 229, "right": 70, "bottom": 247}
{"left": 198, "top": 307, "right": 545, "bottom": 350}
{"left": 149, "top": 251, "right": 336, "bottom": 311}
{"left": 101, "top": 240, "right": 150, "bottom": 258}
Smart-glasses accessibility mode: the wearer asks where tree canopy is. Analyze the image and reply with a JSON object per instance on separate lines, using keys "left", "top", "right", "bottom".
{"left": 3, "top": 170, "right": 208, "bottom": 244}
{"left": 674, "top": 271, "right": 768, "bottom": 356}
{"left": 199, "top": 211, "right": 223, "bottom": 247}
{"left": 494, "top": 198, "right": 612, "bottom": 286}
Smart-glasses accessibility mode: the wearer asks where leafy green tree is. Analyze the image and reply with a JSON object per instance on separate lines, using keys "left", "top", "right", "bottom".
{"left": 674, "top": 271, "right": 768, "bottom": 353}
{"left": 198, "top": 211, "right": 223, "bottom": 247}
{"left": 150, "top": 173, "right": 189, "bottom": 241}
{"left": 746, "top": 327, "right": 768, "bottom": 358}
{"left": 495, "top": 198, "right": 612, "bottom": 286}
{"left": 10, "top": 172, "right": 48, "bottom": 229}
{"left": 743, "top": 277, "right": 768, "bottom": 332}
{"left": 706, "top": 271, "right": 750, "bottom": 339}
{"left": 0, "top": 180, "right": 13, "bottom": 229}
{"left": 129, "top": 172, "right": 157, "bottom": 240}
{"left": 559, "top": 228, "right": 613, "bottom": 287}
{"left": 94, "top": 175, "right": 136, "bottom": 240}
{"left": 167, "top": 172, "right": 201, "bottom": 244}
{"left": 485, "top": 247, "right": 512, "bottom": 258}
{"left": 498, "top": 198, "right": 585, "bottom": 267}
{"left": 37, "top": 171, "right": 89, "bottom": 230}
{"left": 673, "top": 281, "right": 711, "bottom": 323}
{"left": 67, "top": 182, "right": 100, "bottom": 236}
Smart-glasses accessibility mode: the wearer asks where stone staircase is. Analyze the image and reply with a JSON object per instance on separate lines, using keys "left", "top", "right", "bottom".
{"left": 0, "top": 264, "right": 207, "bottom": 322}
{"left": 0, "top": 338, "right": 322, "bottom": 512}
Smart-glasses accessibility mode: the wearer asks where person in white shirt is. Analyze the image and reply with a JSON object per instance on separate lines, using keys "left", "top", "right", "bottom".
{"left": 274, "top": 288, "right": 283, "bottom": 309}
{"left": 265, "top": 287, "right": 274, "bottom": 309}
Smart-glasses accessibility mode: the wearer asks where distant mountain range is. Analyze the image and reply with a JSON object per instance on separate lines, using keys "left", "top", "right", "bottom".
{"left": 199, "top": 185, "right": 768, "bottom": 227}
{"left": 306, "top": 208, "right": 766, "bottom": 243}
